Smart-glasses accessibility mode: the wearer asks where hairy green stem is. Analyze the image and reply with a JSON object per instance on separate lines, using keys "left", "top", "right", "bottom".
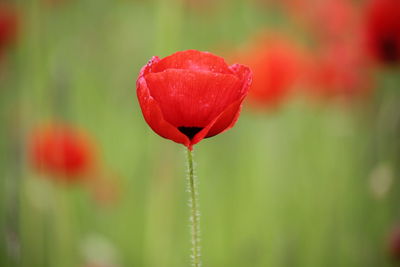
{"left": 186, "top": 149, "right": 201, "bottom": 267}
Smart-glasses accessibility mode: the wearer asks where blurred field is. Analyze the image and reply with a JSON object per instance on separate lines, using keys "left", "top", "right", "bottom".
{"left": 1, "top": 0, "right": 400, "bottom": 267}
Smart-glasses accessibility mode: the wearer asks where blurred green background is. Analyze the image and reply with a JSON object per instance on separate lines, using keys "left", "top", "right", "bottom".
{"left": 1, "top": 0, "right": 400, "bottom": 266}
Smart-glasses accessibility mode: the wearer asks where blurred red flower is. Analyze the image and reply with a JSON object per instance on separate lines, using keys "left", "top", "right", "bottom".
{"left": 0, "top": 4, "right": 18, "bottom": 56}
{"left": 29, "top": 124, "right": 95, "bottom": 180}
{"left": 365, "top": 0, "right": 400, "bottom": 64}
{"left": 310, "top": 0, "right": 360, "bottom": 42}
{"left": 136, "top": 50, "right": 252, "bottom": 150}
{"left": 306, "top": 42, "right": 372, "bottom": 100}
{"left": 29, "top": 123, "right": 121, "bottom": 207}
{"left": 278, "top": 0, "right": 361, "bottom": 44}
{"left": 236, "top": 35, "right": 308, "bottom": 109}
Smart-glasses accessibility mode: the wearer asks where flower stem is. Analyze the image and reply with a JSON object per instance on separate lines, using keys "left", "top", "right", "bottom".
{"left": 186, "top": 149, "right": 201, "bottom": 267}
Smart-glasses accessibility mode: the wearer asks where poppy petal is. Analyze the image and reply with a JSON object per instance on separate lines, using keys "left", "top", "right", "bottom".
{"left": 137, "top": 75, "right": 190, "bottom": 147}
{"left": 189, "top": 66, "right": 251, "bottom": 147}
{"left": 150, "top": 50, "right": 233, "bottom": 74}
{"left": 230, "top": 63, "right": 253, "bottom": 95}
{"left": 205, "top": 95, "right": 246, "bottom": 138}
{"left": 145, "top": 69, "right": 243, "bottom": 128}
{"left": 187, "top": 96, "right": 246, "bottom": 149}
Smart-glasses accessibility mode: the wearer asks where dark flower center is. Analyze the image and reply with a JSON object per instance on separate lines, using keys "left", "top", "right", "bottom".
{"left": 379, "top": 35, "right": 399, "bottom": 63}
{"left": 178, "top": 127, "right": 203, "bottom": 140}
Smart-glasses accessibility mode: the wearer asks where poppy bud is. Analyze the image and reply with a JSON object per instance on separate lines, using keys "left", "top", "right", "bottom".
{"left": 136, "top": 50, "right": 252, "bottom": 150}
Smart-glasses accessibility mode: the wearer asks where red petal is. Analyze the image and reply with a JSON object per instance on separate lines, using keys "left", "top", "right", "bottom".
{"left": 205, "top": 94, "right": 246, "bottom": 138}
{"left": 145, "top": 69, "right": 243, "bottom": 128}
{"left": 150, "top": 50, "right": 233, "bottom": 74}
{"left": 229, "top": 63, "right": 253, "bottom": 95}
{"left": 190, "top": 65, "right": 251, "bottom": 146}
{"left": 187, "top": 96, "right": 245, "bottom": 148}
{"left": 137, "top": 75, "right": 190, "bottom": 147}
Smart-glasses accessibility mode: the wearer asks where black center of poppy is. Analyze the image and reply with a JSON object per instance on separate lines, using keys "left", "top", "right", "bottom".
{"left": 178, "top": 127, "right": 203, "bottom": 140}
{"left": 379, "top": 35, "right": 399, "bottom": 63}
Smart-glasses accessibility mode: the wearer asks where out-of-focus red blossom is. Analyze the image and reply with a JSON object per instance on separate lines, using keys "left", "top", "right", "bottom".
{"left": 307, "top": 42, "right": 372, "bottom": 100}
{"left": 29, "top": 123, "right": 120, "bottom": 207}
{"left": 0, "top": 4, "right": 19, "bottom": 56}
{"left": 235, "top": 35, "right": 308, "bottom": 109}
{"left": 29, "top": 124, "right": 95, "bottom": 181}
{"left": 364, "top": 0, "right": 400, "bottom": 64}
{"left": 310, "top": 0, "right": 360, "bottom": 41}
{"left": 388, "top": 226, "right": 400, "bottom": 260}
{"left": 280, "top": 0, "right": 360, "bottom": 42}
{"left": 136, "top": 50, "right": 252, "bottom": 150}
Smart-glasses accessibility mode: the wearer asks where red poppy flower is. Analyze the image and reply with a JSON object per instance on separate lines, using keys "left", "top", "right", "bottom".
{"left": 29, "top": 124, "right": 95, "bottom": 180}
{"left": 365, "top": 0, "right": 400, "bottom": 64}
{"left": 274, "top": 0, "right": 360, "bottom": 42}
{"left": 307, "top": 42, "right": 372, "bottom": 100}
{"left": 235, "top": 35, "right": 307, "bottom": 109}
{"left": 312, "top": 0, "right": 360, "bottom": 42}
{"left": 136, "top": 50, "right": 252, "bottom": 150}
{"left": 0, "top": 4, "right": 18, "bottom": 54}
